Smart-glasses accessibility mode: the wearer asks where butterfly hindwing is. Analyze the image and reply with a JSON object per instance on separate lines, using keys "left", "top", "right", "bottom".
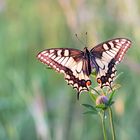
{"left": 91, "top": 38, "right": 131, "bottom": 88}
{"left": 37, "top": 48, "right": 91, "bottom": 97}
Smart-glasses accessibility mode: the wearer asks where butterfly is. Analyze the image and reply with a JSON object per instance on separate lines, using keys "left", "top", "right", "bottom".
{"left": 37, "top": 38, "right": 131, "bottom": 99}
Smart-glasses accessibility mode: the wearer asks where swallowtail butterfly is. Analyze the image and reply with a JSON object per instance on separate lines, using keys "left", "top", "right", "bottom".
{"left": 37, "top": 38, "right": 131, "bottom": 99}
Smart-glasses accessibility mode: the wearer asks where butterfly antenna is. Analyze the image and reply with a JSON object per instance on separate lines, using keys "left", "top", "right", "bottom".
{"left": 85, "top": 32, "right": 88, "bottom": 48}
{"left": 75, "top": 33, "right": 85, "bottom": 47}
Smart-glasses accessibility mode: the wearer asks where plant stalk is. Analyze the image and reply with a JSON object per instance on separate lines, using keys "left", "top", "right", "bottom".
{"left": 109, "top": 107, "right": 116, "bottom": 140}
{"left": 99, "top": 112, "right": 107, "bottom": 140}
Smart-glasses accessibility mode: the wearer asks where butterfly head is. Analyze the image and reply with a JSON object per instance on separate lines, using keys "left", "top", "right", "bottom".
{"left": 83, "top": 47, "right": 89, "bottom": 52}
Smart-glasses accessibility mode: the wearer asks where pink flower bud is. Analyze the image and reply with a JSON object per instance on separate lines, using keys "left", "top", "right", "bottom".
{"left": 96, "top": 95, "right": 109, "bottom": 105}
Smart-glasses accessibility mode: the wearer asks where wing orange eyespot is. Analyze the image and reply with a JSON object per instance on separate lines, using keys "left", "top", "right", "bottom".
{"left": 97, "top": 78, "right": 101, "bottom": 84}
{"left": 86, "top": 80, "right": 92, "bottom": 86}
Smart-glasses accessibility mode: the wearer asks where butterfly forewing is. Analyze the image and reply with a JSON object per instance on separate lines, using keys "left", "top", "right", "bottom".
{"left": 37, "top": 48, "right": 91, "bottom": 98}
{"left": 90, "top": 38, "right": 131, "bottom": 88}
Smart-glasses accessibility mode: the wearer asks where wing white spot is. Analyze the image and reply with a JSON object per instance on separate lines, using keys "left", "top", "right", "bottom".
{"left": 111, "top": 73, "right": 115, "bottom": 77}
{"left": 44, "top": 53, "right": 49, "bottom": 56}
{"left": 41, "top": 51, "right": 47, "bottom": 54}
{"left": 108, "top": 42, "right": 114, "bottom": 48}
{"left": 96, "top": 59, "right": 104, "bottom": 69}
{"left": 102, "top": 52, "right": 112, "bottom": 61}
{"left": 109, "top": 49, "right": 116, "bottom": 54}
{"left": 84, "top": 74, "right": 89, "bottom": 80}
{"left": 105, "top": 82, "right": 110, "bottom": 86}
{"left": 116, "top": 45, "right": 121, "bottom": 49}
{"left": 43, "top": 58, "right": 47, "bottom": 62}
{"left": 98, "top": 69, "right": 104, "bottom": 77}
{"left": 76, "top": 61, "right": 83, "bottom": 73}
{"left": 78, "top": 72, "right": 85, "bottom": 80}
{"left": 48, "top": 53, "right": 54, "bottom": 57}
{"left": 112, "top": 47, "right": 118, "bottom": 52}
{"left": 73, "top": 70, "right": 79, "bottom": 78}
{"left": 115, "top": 39, "right": 119, "bottom": 43}
{"left": 69, "top": 80, "right": 74, "bottom": 84}
{"left": 57, "top": 57, "right": 64, "bottom": 63}
{"left": 65, "top": 57, "right": 75, "bottom": 67}
{"left": 57, "top": 50, "right": 62, "bottom": 56}
{"left": 64, "top": 50, "right": 69, "bottom": 56}
{"left": 74, "top": 83, "right": 78, "bottom": 88}
{"left": 49, "top": 50, "right": 54, "bottom": 53}
{"left": 121, "top": 39, "right": 127, "bottom": 43}
{"left": 66, "top": 75, "right": 70, "bottom": 79}
{"left": 61, "top": 57, "right": 69, "bottom": 65}
{"left": 56, "top": 68, "right": 60, "bottom": 71}
{"left": 79, "top": 86, "right": 83, "bottom": 91}
{"left": 54, "top": 57, "right": 61, "bottom": 61}
{"left": 46, "top": 60, "right": 49, "bottom": 63}
{"left": 112, "top": 67, "right": 116, "bottom": 72}
{"left": 38, "top": 54, "right": 41, "bottom": 58}
{"left": 106, "top": 51, "right": 115, "bottom": 57}
{"left": 53, "top": 65, "right": 56, "bottom": 69}
{"left": 127, "top": 40, "right": 131, "bottom": 44}
{"left": 65, "top": 57, "right": 76, "bottom": 69}
{"left": 118, "top": 58, "right": 121, "bottom": 62}
{"left": 51, "top": 55, "right": 56, "bottom": 59}
{"left": 103, "top": 44, "right": 109, "bottom": 50}
{"left": 60, "top": 70, "right": 64, "bottom": 73}
{"left": 40, "top": 56, "right": 44, "bottom": 60}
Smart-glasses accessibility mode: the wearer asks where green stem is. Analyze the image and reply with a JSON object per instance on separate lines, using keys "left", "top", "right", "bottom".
{"left": 99, "top": 112, "right": 107, "bottom": 140}
{"left": 90, "top": 87, "right": 100, "bottom": 95}
{"left": 109, "top": 107, "right": 116, "bottom": 140}
{"left": 89, "top": 91, "right": 96, "bottom": 102}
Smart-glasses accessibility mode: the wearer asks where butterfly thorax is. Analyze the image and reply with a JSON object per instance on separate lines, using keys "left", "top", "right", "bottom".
{"left": 83, "top": 47, "right": 90, "bottom": 57}
{"left": 80, "top": 47, "right": 91, "bottom": 76}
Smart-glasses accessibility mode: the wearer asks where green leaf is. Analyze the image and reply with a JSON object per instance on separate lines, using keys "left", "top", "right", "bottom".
{"left": 90, "top": 87, "right": 100, "bottom": 95}
{"left": 83, "top": 110, "right": 98, "bottom": 115}
{"left": 115, "top": 72, "right": 124, "bottom": 80}
{"left": 88, "top": 91, "right": 97, "bottom": 101}
{"left": 108, "top": 90, "right": 115, "bottom": 106}
{"left": 96, "top": 104, "right": 107, "bottom": 110}
{"left": 82, "top": 104, "right": 97, "bottom": 112}
{"left": 45, "top": 66, "right": 52, "bottom": 70}
{"left": 109, "top": 101, "right": 114, "bottom": 106}
{"left": 109, "top": 84, "right": 121, "bottom": 92}
{"left": 91, "top": 69, "right": 97, "bottom": 77}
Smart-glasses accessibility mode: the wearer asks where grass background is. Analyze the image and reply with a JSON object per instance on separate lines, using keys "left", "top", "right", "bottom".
{"left": 0, "top": 0, "right": 140, "bottom": 140}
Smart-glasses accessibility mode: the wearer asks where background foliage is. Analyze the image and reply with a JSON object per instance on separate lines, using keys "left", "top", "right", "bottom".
{"left": 0, "top": 0, "right": 140, "bottom": 140}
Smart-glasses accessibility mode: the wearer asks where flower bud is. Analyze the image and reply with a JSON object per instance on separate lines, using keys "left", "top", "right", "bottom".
{"left": 96, "top": 95, "right": 109, "bottom": 105}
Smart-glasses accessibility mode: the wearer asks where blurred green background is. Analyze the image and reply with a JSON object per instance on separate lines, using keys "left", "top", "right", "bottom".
{"left": 0, "top": 0, "right": 140, "bottom": 140}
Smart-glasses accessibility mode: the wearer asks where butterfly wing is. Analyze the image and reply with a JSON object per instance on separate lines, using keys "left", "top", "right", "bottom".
{"left": 90, "top": 38, "right": 131, "bottom": 88}
{"left": 37, "top": 48, "right": 91, "bottom": 98}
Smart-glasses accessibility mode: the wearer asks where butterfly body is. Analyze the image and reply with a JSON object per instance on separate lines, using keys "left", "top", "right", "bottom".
{"left": 37, "top": 38, "right": 131, "bottom": 99}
